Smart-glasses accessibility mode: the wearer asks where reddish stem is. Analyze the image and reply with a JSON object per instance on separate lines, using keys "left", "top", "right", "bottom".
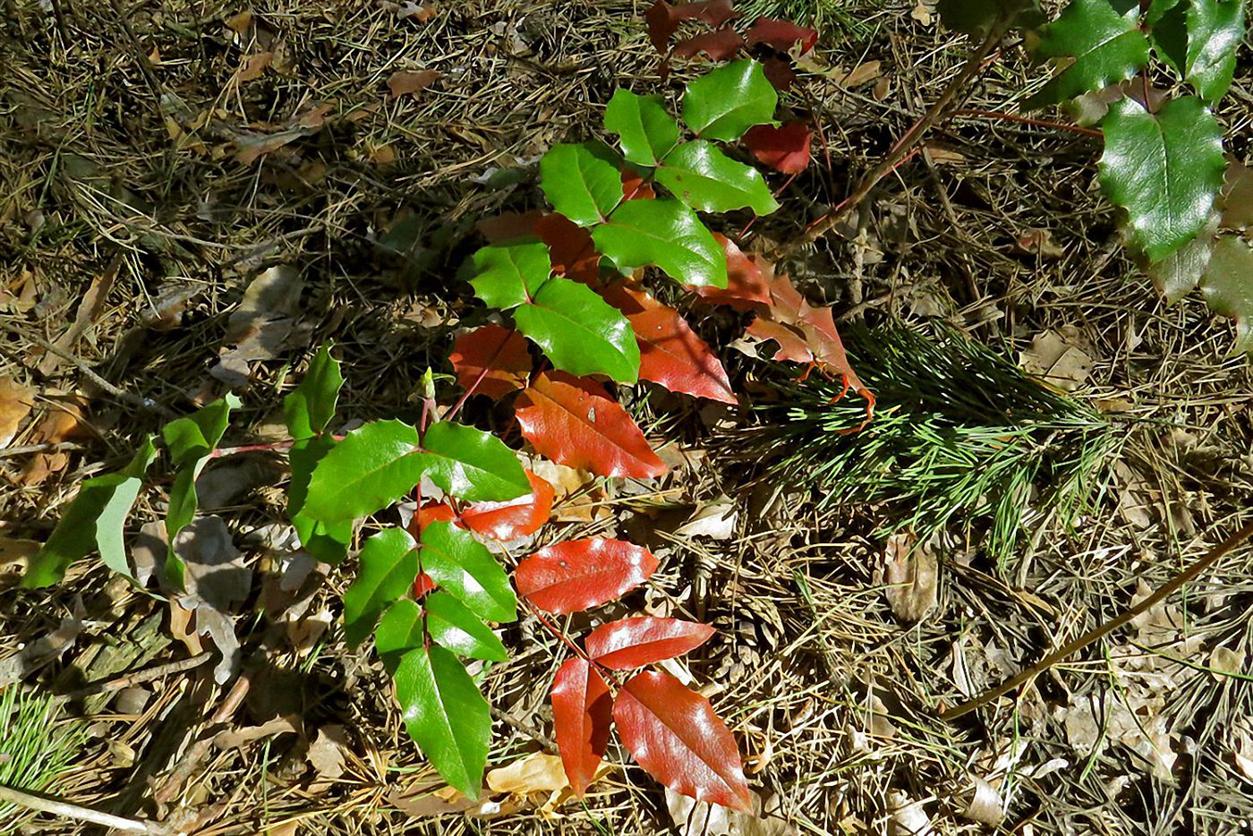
{"left": 523, "top": 601, "right": 621, "bottom": 687}
{"left": 952, "top": 108, "right": 1102, "bottom": 137}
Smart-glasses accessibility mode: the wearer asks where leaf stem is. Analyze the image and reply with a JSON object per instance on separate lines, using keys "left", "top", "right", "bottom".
{"left": 523, "top": 600, "right": 621, "bottom": 687}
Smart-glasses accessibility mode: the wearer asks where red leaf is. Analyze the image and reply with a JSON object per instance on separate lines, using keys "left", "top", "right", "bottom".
{"left": 689, "top": 235, "right": 772, "bottom": 311}
{"left": 645, "top": 0, "right": 738, "bottom": 54}
{"left": 744, "top": 316, "right": 813, "bottom": 363}
{"left": 515, "top": 372, "right": 667, "bottom": 479}
{"left": 535, "top": 213, "right": 601, "bottom": 285}
{"left": 602, "top": 285, "right": 736, "bottom": 403}
{"left": 514, "top": 538, "right": 659, "bottom": 614}
{"left": 746, "top": 18, "right": 818, "bottom": 54}
{"left": 411, "top": 502, "right": 457, "bottom": 535}
{"left": 743, "top": 121, "right": 811, "bottom": 175}
{"left": 551, "top": 657, "right": 614, "bottom": 797}
{"left": 621, "top": 169, "right": 656, "bottom": 201}
{"left": 478, "top": 210, "right": 545, "bottom": 244}
{"left": 412, "top": 572, "right": 437, "bottom": 598}
{"left": 614, "top": 669, "right": 751, "bottom": 810}
{"left": 761, "top": 56, "right": 797, "bottom": 91}
{"left": 458, "top": 470, "right": 555, "bottom": 540}
{"left": 585, "top": 617, "right": 715, "bottom": 669}
{"left": 672, "top": 28, "right": 745, "bottom": 60}
{"left": 449, "top": 325, "right": 532, "bottom": 400}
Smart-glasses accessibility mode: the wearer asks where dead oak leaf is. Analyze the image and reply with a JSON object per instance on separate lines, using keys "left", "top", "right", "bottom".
{"left": 388, "top": 69, "right": 440, "bottom": 98}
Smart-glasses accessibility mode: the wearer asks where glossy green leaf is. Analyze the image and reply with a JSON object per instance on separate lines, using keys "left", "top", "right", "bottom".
{"left": 303, "top": 420, "right": 429, "bottom": 522}
{"left": 604, "top": 89, "right": 680, "bottom": 167}
{"left": 283, "top": 344, "right": 343, "bottom": 441}
{"left": 1183, "top": 0, "right": 1243, "bottom": 103}
{"left": 288, "top": 436, "right": 352, "bottom": 564}
{"left": 1150, "top": 0, "right": 1189, "bottom": 73}
{"left": 425, "top": 591, "right": 508, "bottom": 661}
{"left": 540, "top": 142, "right": 624, "bottom": 227}
{"left": 593, "top": 199, "right": 727, "bottom": 288}
{"left": 1098, "top": 96, "right": 1226, "bottom": 263}
{"left": 515, "top": 278, "right": 640, "bottom": 383}
{"left": 468, "top": 242, "right": 553, "bottom": 310}
{"left": 1025, "top": 0, "right": 1149, "bottom": 108}
{"left": 682, "top": 60, "right": 777, "bottom": 142}
{"left": 1200, "top": 236, "right": 1253, "bottom": 356}
{"left": 395, "top": 645, "right": 491, "bottom": 798}
{"left": 655, "top": 141, "right": 779, "bottom": 215}
{"left": 22, "top": 437, "right": 157, "bottom": 588}
{"left": 343, "top": 528, "right": 419, "bottom": 646}
{"left": 163, "top": 395, "right": 240, "bottom": 587}
{"left": 938, "top": 0, "right": 1043, "bottom": 33}
{"left": 375, "top": 599, "right": 425, "bottom": 673}
{"left": 421, "top": 421, "right": 530, "bottom": 502}
{"left": 420, "top": 521, "right": 517, "bottom": 623}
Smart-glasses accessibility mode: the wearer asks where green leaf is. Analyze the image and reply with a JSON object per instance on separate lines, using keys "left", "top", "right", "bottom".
{"left": 604, "top": 89, "right": 680, "bottom": 167}
{"left": 1200, "top": 236, "right": 1253, "bottom": 356}
{"left": 22, "top": 437, "right": 157, "bottom": 588}
{"left": 303, "top": 420, "right": 429, "bottom": 522}
{"left": 514, "top": 278, "right": 641, "bottom": 383}
{"left": 289, "top": 436, "right": 352, "bottom": 564}
{"left": 1025, "top": 0, "right": 1150, "bottom": 108}
{"left": 539, "top": 142, "right": 624, "bottom": 227}
{"left": 343, "top": 528, "right": 419, "bottom": 646}
{"left": 1098, "top": 96, "right": 1226, "bottom": 262}
{"left": 592, "top": 199, "right": 727, "bottom": 288}
{"left": 283, "top": 344, "right": 343, "bottom": 441}
{"left": 420, "top": 521, "right": 517, "bottom": 623}
{"left": 1183, "top": 0, "right": 1243, "bottom": 103}
{"left": 375, "top": 599, "right": 425, "bottom": 673}
{"left": 421, "top": 422, "right": 530, "bottom": 502}
{"left": 395, "top": 645, "right": 491, "bottom": 798}
{"left": 424, "top": 591, "right": 508, "bottom": 661}
{"left": 468, "top": 242, "right": 553, "bottom": 310}
{"left": 655, "top": 141, "right": 779, "bottom": 215}
{"left": 682, "top": 60, "right": 777, "bottom": 142}
{"left": 1150, "top": 0, "right": 1189, "bottom": 73}
{"left": 938, "top": 0, "right": 1043, "bottom": 33}
{"left": 163, "top": 395, "right": 240, "bottom": 587}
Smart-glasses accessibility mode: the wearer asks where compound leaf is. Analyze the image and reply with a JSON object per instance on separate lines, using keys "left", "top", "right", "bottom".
{"left": 605, "top": 89, "right": 680, "bottom": 167}
{"left": 395, "top": 645, "right": 491, "bottom": 798}
{"left": 1025, "top": 0, "right": 1149, "bottom": 108}
{"left": 1183, "top": 0, "right": 1243, "bottom": 103}
{"left": 654, "top": 141, "right": 779, "bottom": 215}
{"left": 514, "top": 278, "right": 641, "bottom": 383}
{"left": 540, "top": 142, "right": 624, "bottom": 227}
{"left": 343, "top": 528, "right": 419, "bottom": 646}
{"left": 422, "top": 421, "right": 530, "bottom": 503}
{"left": 514, "top": 372, "right": 667, "bottom": 478}
{"left": 614, "top": 669, "right": 751, "bottom": 811}
{"left": 593, "top": 199, "right": 727, "bottom": 287}
{"left": 514, "top": 538, "right": 659, "bottom": 615}
{"left": 682, "top": 59, "right": 777, "bottom": 142}
{"left": 1098, "top": 96, "right": 1225, "bottom": 262}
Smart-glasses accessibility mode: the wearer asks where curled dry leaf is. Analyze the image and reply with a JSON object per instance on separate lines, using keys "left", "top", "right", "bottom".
{"left": 880, "top": 533, "right": 938, "bottom": 623}
{"left": 887, "top": 790, "right": 934, "bottom": 836}
{"left": 486, "top": 751, "right": 573, "bottom": 796}
{"left": 1019, "top": 327, "right": 1093, "bottom": 392}
{"left": 958, "top": 775, "right": 1005, "bottom": 826}
{"left": 388, "top": 69, "right": 440, "bottom": 98}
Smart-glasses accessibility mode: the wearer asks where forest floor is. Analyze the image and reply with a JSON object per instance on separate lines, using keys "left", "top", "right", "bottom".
{"left": 1, "top": 0, "right": 1252, "bottom": 834}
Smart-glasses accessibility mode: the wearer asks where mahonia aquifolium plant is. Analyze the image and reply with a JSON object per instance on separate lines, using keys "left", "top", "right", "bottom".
{"left": 23, "top": 2, "right": 872, "bottom": 807}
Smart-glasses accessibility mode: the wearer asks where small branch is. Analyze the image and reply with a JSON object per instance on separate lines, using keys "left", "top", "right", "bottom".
{"left": 0, "top": 784, "right": 158, "bottom": 833}
{"left": 940, "top": 519, "right": 1253, "bottom": 720}
{"left": 774, "top": 21, "right": 1008, "bottom": 259}
{"left": 63, "top": 652, "right": 213, "bottom": 700}
{"left": 0, "top": 441, "right": 84, "bottom": 460}
{"left": 952, "top": 108, "right": 1102, "bottom": 137}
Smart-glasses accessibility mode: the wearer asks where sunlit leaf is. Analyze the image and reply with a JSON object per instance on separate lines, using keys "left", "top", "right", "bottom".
{"left": 468, "top": 242, "right": 552, "bottom": 310}
{"left": 682, "top": 60, "right": 777, "bottom": 142}
{"left": 593, "top": 199, "right": 727, "bottom": 287}
{"left": 1025, "top": 0, "right": 1149, "bottom": 108}
{"left": 303, "top": 420, "right": 429, "bottom": 522}
{"left": 449, "top": 325, "right": 532, "bottom": 401}
{"left": 540, "top": 142, "right": 624, "bottom": 227}
{"left": 551, "top": 657, "right": 613, "bottom": 797}
{"left": 283, "top": 344, "right": 343, "bottom": 441}
{"left": 655, "top": 141, "right": 779, "bottom": 215}
{"left": 425, "top": 591, "right": 508, "bottom": 661}
{"left": 343, "top": 528, "right": 418, "bottom": 646}
{"left": 422, "top": 421, "right": 530, "bottom": 503}
{"left": 420, "top": 520, "right": 517, "bottom": 622}
{"left": 515, "top": 278, "right": 641, "bottom": 383}
{"left": 605, "top": 89, "right": 680, "bottom": 167}
{"left": 514, "top": 538, "right": 659, "bottom": 614}
{"left": 585, "top": 616, "right": 715, "bottom": 669}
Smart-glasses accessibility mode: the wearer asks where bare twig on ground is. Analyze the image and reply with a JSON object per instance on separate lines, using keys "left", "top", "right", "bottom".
{"left": 63, "top": 652, "right": 213, "bottom": 701}
{"left": 0, "top": 784, "right": 159, "bottom": 834}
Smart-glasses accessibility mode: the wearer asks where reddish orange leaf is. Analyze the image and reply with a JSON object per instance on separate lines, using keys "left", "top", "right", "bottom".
{"left": 514, "top": 538, "right": 659, "bottom": 614}
{"left": 458, "top": 470, "right": 554, "bottom": 540}
{"left": 585, "top": 617, "right": 715, "bottom": 669}
{"left": 412, "top": 572, "right": 437, "bottom": 598}
{"left": 411, "top": 502, "right": 457, "bottom": 535}
{"left": 515, "top": 372, "right": 667, "bottom": 479}
{"left": 744, "top": 316, "right": 813, "bottom": 363}
{"left": 746, "top": 18, "right": 818, "bottom": 54}
{"left": 449, "top": 325, "right": 532, "bottom": 400}
{"left": 621, "top": 169, "right": 656, "bottom": 201}
{"left": 690, "top": 235, "right": 772, "bottom": 311}
{"left": 551, "top": 657, "right": 614, "bottom": 797}
{"left": 602, "top": 285, "right": 736, "bottom": 403}
{"left": 673, "top": 28, "right": 745, "bottom": 60}
{"left": 645, "top": 0, "right": 738, "bottom": 53}
{"left": 477, "top": 210, "right": 545, "bottom": 244}
{"left": 535, "top": 213, "right": 602, "bottom": 285}
{"left": 614, "top": 669, "right": 751, "bottom": 811}
{"left": 743, "top": 122, "right": 812, "bottom": 174}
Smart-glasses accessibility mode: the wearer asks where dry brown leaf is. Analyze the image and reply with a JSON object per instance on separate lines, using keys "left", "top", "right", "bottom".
{"left": 1015, "top": 228, "right": 1065, "bottom": 259}
{"left": 399, "top": 1, "right": 437, "bottom": 22}
{"left": 0, "top": 376, "right": 34, "bottom": 447}
{"left": 225, "top": 10, "right": 253, "bottom": 33}
{"left": 911, "top": 0, "right": 936, "bottom": 25}
{"left": 38, "top": 255, "right": 120, "bottom": 375}
{"left": 665, "top": 787, "right": 797, "bottom": 836}
{"left": 831, "top": 60, "right": 881, "bottom": 87}
{"left": 210, "top": 265, "right": 306, "bottom": 388}
{"left": 957, "top": 775, "right": 1004, "bottom": 826}
{"left": 388, "top": 784, "right": 478, "bottom": 818}
{"left": 388, "top": 69, "right": 440, "bottom": 98}
{"left": 923, "top": 143, "right": 965, "bottom": 165}
{"left": 0, "top": 535, "right": 39, "bottom": 576}
{"left": 485, "top": 752, "right": 568, "bottom": 795}
{"left": 872, "top": 76, "right": 891, "bottom": 101}
{"left": 887, "top": 791, "right": 933, "bottom": 836}
{"left": 21, "top": 398, "right": 89, "bottom": 485}
{"left": 1208, "top": 645, "right": 1245, "bottom": 679}
{"left": 236, "top": 52, "right": 273, "bottom": 82}
{"left": 307, "top": 724, "right": 351, "bottom": 780}
{"left": 880, "top": 533, "right": 938, "bottom": 623}
{"left": 213, "top": 716, "right": 302, "bottom": 749}
{"left": 1019, "top": 327, "right": 1093, "bottom": 392}
{"left": 369, "top": 143, "right": 397, "bottom": 165}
